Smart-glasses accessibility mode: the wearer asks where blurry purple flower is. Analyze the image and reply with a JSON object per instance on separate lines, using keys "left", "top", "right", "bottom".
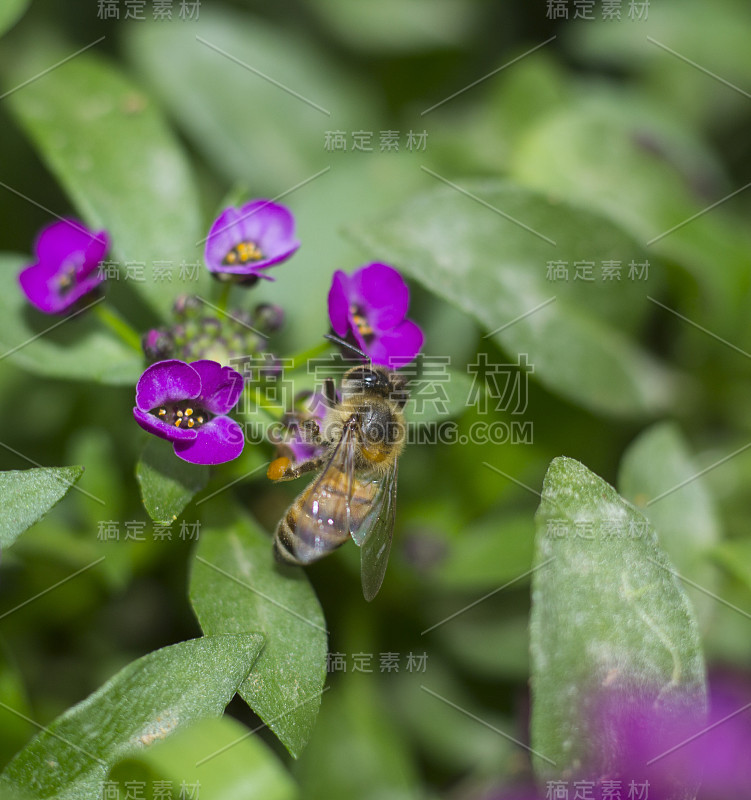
{"left": 18, "top": 219, "right": 109, "bottom": 314}
{"left": 284, "top": 391, "right": 330, "bottom": 464}
{"left": 204, "top": 200, "right": 299, "bottom": 281}
{"left": 328, "top": 262, "right": 423, "bottom": 367}
{"left": 142, "top": 328, "right": 175, "bottom": 362}
{"left": 253, "top": 302, "right": 285, "bottom": 334}
{"left": 589, "top": 686, "right": 705, "bottom": 799}
{"left": 588, "top": 678, "right": 751, "bottom": 798}
{"left": 682, "top": 676, "right": 751, "bottom": 798}
{"left": 133, "top": 359, "right": 245, "bottom": 465}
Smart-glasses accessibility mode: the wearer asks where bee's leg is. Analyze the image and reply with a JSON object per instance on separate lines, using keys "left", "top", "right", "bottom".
{"left": 268, "top": 454, "right": 326, "bottom": 482}
{"left": 300, "top": 418, "right": 324, "bottom": 446}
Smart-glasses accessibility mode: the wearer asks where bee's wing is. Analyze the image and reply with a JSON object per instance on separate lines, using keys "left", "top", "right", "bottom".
{"left": 353, "top": 459, "right": 398, "bottom": 602}
{"left": 290, "top": 416, "right": 358, "bottom": 564}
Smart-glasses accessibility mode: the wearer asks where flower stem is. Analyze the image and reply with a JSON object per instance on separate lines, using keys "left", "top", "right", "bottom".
{"left": 92, "top": 304, "right": 142, "bottom": 352}
{"left": 216, "top": 282, "right": 232, "bottom": 315}
{"left": 289, "top": 339, "right": 332, "bottom": 371}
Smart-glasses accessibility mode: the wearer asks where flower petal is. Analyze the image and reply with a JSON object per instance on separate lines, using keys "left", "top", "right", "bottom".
{"left": 79, "top": 230, "right": 110, "bottom": 278}
{"left": 366, "top": 318, "right": 424, "bottom": 367}
{"left": 349, "top": 263, "right": 409, "bottom": 331}
{"left": 239, "top": 200, "right": 296, "bottom": 249}
{"left": 18, "top": 262, "right": 105, "bottom": 314}
{"left": 205, "top": 206, "right": 243, "bottom": 272}
{"left": 18, "top": 262, "right": 64, "bottom": 314}
{"left": 173, "top": 415, "right": 245, "bottom": 464}
{"left": 327, "top": 270, "right": 351, "bottom": 337}
{"left": 35, "top": 220, "right": 100, "bottom": 265}
{"left": 204, "top": 200, "right": 299, "bottom": 276}
{"left": 133, "top": 407, "right": 198, "bottom": 442}
{"left": 135, "top": 360, "right": 201, "bottom": 412}
{"left": 189, "top": 360, "right": 244, "bottom": 414}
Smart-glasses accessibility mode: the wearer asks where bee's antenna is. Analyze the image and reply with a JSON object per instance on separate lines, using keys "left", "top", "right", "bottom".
{"left": 324, "top": 333, "right": 368, "bottom": 360}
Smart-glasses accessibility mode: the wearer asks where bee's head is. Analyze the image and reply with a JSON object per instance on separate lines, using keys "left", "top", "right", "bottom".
{"left": 341, "top": 366, "right": 409, "bottom": 408}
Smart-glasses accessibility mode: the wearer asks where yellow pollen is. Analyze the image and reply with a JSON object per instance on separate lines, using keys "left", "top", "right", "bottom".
{"left": 197, "top": 416, "right": 204, "bottom": 424}
{"left": 177, "top": 410, "right": 183, "bottom": 417}
{"left": 223, "top": 240, "right": 264, "bottom": 266}
{"left": 188, "top": 419, "right": 195, "bottom": 428}
{"left": 185, "top": 408, "right": 193, "bottom": 416}
{"left": 350, "top": 306, "right": 373, "bottom": 336}
{"left": 158, "top": 408, "right": 166, "bottom": 416}
{"left": 175, "top": 418, "right": 182, "bottom": 427}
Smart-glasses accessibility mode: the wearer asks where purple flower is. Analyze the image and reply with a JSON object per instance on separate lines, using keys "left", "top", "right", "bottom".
{"left": 284, "top": 391, "right": 330, "bottom": 464}
{"left": 18, "top": 219, "right": 109, "bottom": 314}
{"left": 204, "top": 200, "right": 299, "bottom": 281}
{"left": 133, "top": 359, "right": 245, "bottom": 465}
{"left": 328, "top": 262, "right": 423, "bottom": 367}
{"left": 697, "top": 676, "right": 751, "bottom": 797}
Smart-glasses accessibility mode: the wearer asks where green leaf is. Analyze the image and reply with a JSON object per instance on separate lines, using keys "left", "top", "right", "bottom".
{"left": 126, "top": 6, "right": 373, "bottom": 190}
{"left": 568, "top": 0, "right": 751, "bottom": 127}
{"left": 424, "top": 510, "right": 534, "bottom": 590}
{"left": 190, "top": 507, "right": 327, "bottom": 758}
{"left": 0, "top": 635, "right": 264, "bottom": 800}
{"left": 530, "top": 457, "right": 706, "bottom": 790}
{"left": 0, "top": 646, "right": 35, "bottom": 767}
{"left": 295, "top": 670, "right": 419, "bottom": 800}
{"left": 5, "top": 47, "right": 205, "bottom": 316}
{"left": 510, "top": 100, "right": 751, "bottom": 319}
{"left": 136, "top": 438, "right": 209, "bottom": 523}
{"left": 404, "top": 365, "right": 474, "bottom": 427}
{"left": 0, "top": 465, "right": 84, "bottom": 548}
{"left": 712, "top": 539, "right": 751, "bottom": 595}
{"left": 0, "top": 254, "right": 144, "bottom": 384}
{"left": 436, "top": 609, "right": 530, "bottom": 681}
{"left": 349, "top": 180, "right": 679, "bottom": 418}
{"left": 618, "top": 422, "right": 721, "bottom": 628}
{"left": 0, "top": 0, "right": 29, "bottom": 38}
{"left": 391, "top": 661, "right": 516, "bottom": 777}
{"left": 307, "top": 0, "right": 479, "bottom": 53}
{"left": 109, "top": 716, "right": 297, "bottom": 800}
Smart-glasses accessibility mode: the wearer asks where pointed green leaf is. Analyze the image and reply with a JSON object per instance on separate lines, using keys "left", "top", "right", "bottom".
{"left": 349, "top": 180, "right": 678, "bottom": 418}
{"left": 0, "top": 635, "right": 264, "bottom": 800}
{"left": 0, "top": 465, "right": 84, "bottom": 548}
{"left": 136, "top": 438, "right": 209, "bottom": 523}
{"left": 530, "top": 457, "right": 706, "bottom": 791}
{"left": 190, "top": 507, "right": 327, "bottom": 758}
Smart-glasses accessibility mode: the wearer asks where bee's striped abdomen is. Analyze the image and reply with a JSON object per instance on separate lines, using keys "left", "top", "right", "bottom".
{"left": 273, "top": 469, "right": 377, "bottom": 565}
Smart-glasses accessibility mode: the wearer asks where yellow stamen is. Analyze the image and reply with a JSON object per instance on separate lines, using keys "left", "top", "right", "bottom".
{"left": 223, "top": 240, "right": 264, "bottom": 266}
{"left": 350, "top": 306, "right": 374, "bottom": 336}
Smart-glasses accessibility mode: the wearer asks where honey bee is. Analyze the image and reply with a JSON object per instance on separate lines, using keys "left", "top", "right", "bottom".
{"left": 267, "top": 342, "right": 409, "bottom": 601}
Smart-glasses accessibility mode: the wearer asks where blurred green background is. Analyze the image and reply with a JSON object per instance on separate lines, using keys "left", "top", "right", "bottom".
{"left": 1, "top": 0, "right": 751, "bottom": 798}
